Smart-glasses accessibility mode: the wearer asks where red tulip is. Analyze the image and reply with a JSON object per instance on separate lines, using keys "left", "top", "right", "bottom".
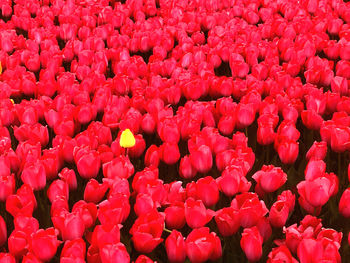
{"left": 14, "top": 215, "right": 39, "bottom": 235}
{"left": 98, "top": 195, "right": 130, "bottom": 225}
{"left": 52, "top": 211, "right": 85, "bottom": 241}
{"left": 144, "top": 145, "right": 160, "bottom": 168}
{"left": 0, "top": 215, "right": 6, "bottom": 247}
{"left": 190, "top": 145, "right": 213, "bottom": 174}
{"left": 297, "top": 238, "right": 323, "bottom": 263}
{"left": 134, "top": 193, "right": 156, "bottom": 217}
{"left": 0, "top": 172, "right": 15, "bottom": 202}
{"left": 21, "top": 160, "right": 46, "bottom": 191}
{"left": 306, "top": 141, "right": 327, "bottom": 161}
{"left": 0, "top": 253, "right": 16, "bottom": 263}
{"left": 135, "top": 255, "right": 154, "bottom": 263}
{"left": 165, "top": 202, "right": 186, "bottom": 230}
{"left": 179, "top": 155, "right": 197, "bottom": 179}
{"left": 240, "top": 226, "right": 263, "bottom": 262}
{"left": 267, "top": 245, "right": 298, "bottom": 263}
{"left": 269, "top": 200, "right": 290, "bottom": 228}
{"left": 96, "top": 243, "right": 129, "bottom": 263}
{"left": 47, "top": 180, "right": 69, "bottom": 203}
{"left": 103, "top": 156, "right": 135, "bottom": 180}
{"left": 297, "top": 176, "right": 333, "bottom": 208}
{"left": 339, "top": 188, "right": 350, "bottom": 218}
{"left": 277, "top": 139, "right": 299, "bottom": 164}
{"left": 58, "top": 168, "right": 77, "bottom": 191}
{"left": 8, "top": 229, "right": 29, "bottom": 258}
{"left": 215, "top": 207, "right": 240, "bottom": 237}
{"left": 159, "top": 142, "right": 180, "bottom": 165}
{"left": 165, "top": 230, "right": 186, "bottom": 263}
{"left": 194, "top": 176, "right": 219, "bottom": 207}
{"left": 130, "top": 210, "right": 164, "bottom": 253}
{"left": 184, "top": 198, "right": 215, "bottom": 229}
{"left": 216, "top": 165, "right": 251, "bottom": 197}
{"left": 31, "top": 228, "right": 61, "bottom": 262}
{"left": 186, "top": 227, "right": 222, "bottom": 263}
{"left": 61, "top": 238, "right": 86, "bottom": 262}
{"left": 90, "top": 224, "right": 120, "bottom": 252}
{"left": 157, "top": 118, "right": 180, "bottom": 144}
{"left": 83, "top": 179, "right": 108, "bottom": 204}
{"left": 75, "top": 148, "right": 101, "bottom": 179}
{"left": 6, "top": 184, "right": 37, "bottom": 217}
{"left": 252, "top": 165, "right": 287, "bottom": 194}
{"left": 231, "top": 192, "right": 269, "bottom": 228}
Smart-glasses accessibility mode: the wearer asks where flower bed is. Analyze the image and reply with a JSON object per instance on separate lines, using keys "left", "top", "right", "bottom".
{"left": 0, "top": 0, "right": 350, "bottom": 262}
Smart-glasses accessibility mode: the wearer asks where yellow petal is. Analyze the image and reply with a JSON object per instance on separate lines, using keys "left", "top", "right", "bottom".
{"left": 120, "top": 129, "right": 136, "bottom": 148}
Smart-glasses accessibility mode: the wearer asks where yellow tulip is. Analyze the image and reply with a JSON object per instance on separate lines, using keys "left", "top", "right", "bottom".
{"left": 120, "top": 129, "right": 136, "bottom": 148}
{"left": 0, "top": 62, "right": 2, "bottom": 75}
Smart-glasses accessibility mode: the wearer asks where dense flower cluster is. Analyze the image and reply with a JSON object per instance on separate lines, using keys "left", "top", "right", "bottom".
{"left": 0, "top": 0, "right": 350, "bottom": 262}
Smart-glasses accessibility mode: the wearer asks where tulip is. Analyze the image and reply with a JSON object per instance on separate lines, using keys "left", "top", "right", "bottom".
{"left": 6, "top": 184, "right": 37, "bottom": 217}
{"left": 269, "top": 200, "right": 290, "bottom": 228}
{"left": 339, "top": 188, "right": 350, "bottom": 218}
{"left": 8, "top": 229, "right": 29, "bottom": 258}
{"left": 84, "top": 179, "right": 109, "bottom": 204}
{"left": 165, "top": 202, "right": 186, "bottom": 230}
{"left": 195, "top": 176, "right": 219, "bottom": 207}
{"left": 130, "top": 210, "right": 164, "bottom": 253}
{"left": 91, "top": 223, "right": 121, "bottom": 249}
{"left": 120, "top": 128, "right": 136, "bottom": 148}
{"left": 103, "top": 156, "right": 135, "bottom": 180}
{"left": 47, "top": 180, "right": 69, "bottom": 203}
{"left": 99, "top": 243, "right": 131, "bottom": 263}
{"left": 144, "top": 145, "right": 160, "bottom": 168}
{"left": 190, "top": 145, "right": 213, "bottom": 174}
{"left": 240, "top": 226, "right": 263, "bottom": 262}
{"left": 134, "top": 193, "right": 156, "bottom": 217}
{"left": 165, "top": 230, "right": 186, "bottom": 263}
{"left": 267, "top": 245, "right": 297, "bottom": 263}
{"left": 277, "top": 139, "right": 299, "bottom": 164}
{"left": 0, "top": 216, "right": 6, "bottom": 247}
{"left": 231, "top": 192, "right": 269, "bottom": 228}
{"left": 75, "top": 148, "right": 101, "bottom": 179}
{"left": 61, "top": 238, "right": 86, "bottom": 262}
{"left": 0, "top": 253, "right": 16, "bottom": 263}
{"left": 252, "top": 165, "right": 287, "bottom": 194}
{"left": 52, "top": 212, "right": 85, "bottom": 241}
{"left": 31, "top": 228, "right": 61, "bottom": 262}
{"left": 215, "top": 207, "right": 240, "bottom": 236}
{"left": 135, "top": 255, "right": 154, "bottom": 263}
{"left": 306, "top": 141, "right": 327, "bottom": 161}
{"left": 297, "top": 176, "right": 333, "bottom": 208}
{"left": 186, "top": 227, "right": 222, "bottom": 263}
{"left": 21, "top": 160, "right": 47, "bottom": 191}
{"left": 159, "top": 142, "right": 180, "bottom": 165}
{"left": 297, "top": 238, "right": 323, "bottom": 263}
{"left": 216, "top": 165, "right": 251, "bottom": 197}
{"left": 179, "top": 155, "right": 197, "bottom": 179}
{"left": 98, "top": 195, "right": 130, "bottom": 225}
{"left": 184, "top": 198, "right": 215, "bottom": 229}
{"left": 0, "top": 172, "right": 15, "bottom": 202}
{"left": 58, "top": 168, "right": 77, "bottom": 191}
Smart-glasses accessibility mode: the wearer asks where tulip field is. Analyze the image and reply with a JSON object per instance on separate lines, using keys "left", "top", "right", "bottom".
{"left": 1, "top": 0, "right": 350, "bottom": 262}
